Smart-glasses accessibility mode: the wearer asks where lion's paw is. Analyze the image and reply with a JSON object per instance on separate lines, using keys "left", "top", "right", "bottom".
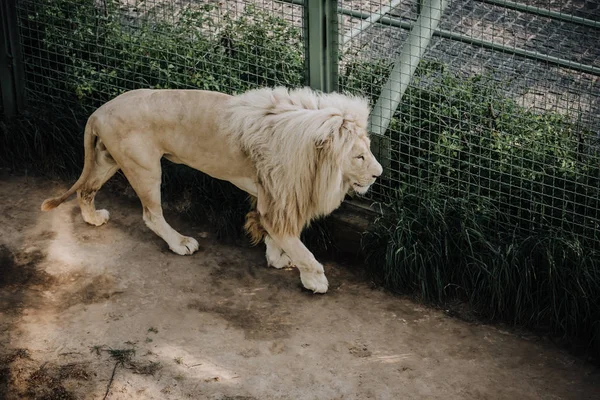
{"left": 85, "top": 209, "right": 110, "bottom": 226}
{"left": 170, "top": 236, "right": 199, "bottom": 256}
{"left": 300, "top": 269, "right": 329, "bottom": 294}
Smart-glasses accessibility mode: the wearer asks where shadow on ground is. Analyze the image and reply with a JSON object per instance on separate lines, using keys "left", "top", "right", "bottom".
{"left": 0, "top": 174, "right": 599, "bottom": 400}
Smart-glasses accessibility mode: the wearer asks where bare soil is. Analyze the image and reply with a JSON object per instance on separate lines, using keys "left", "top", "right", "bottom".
{"left": 1, "top": 174, "right": 599, "bottom": 399}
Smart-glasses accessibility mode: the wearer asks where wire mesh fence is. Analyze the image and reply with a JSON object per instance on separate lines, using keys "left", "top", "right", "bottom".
{"left": 3, "top": 0, "right": 600, "bottom": 243}
{"left": 14, "top": 0, "right": 306, "bottom": 112}
{"left": 338, "top": 0, "right": 600, "bottom": 242}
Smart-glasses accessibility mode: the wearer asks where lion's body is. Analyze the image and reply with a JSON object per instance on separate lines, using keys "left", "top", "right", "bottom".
{"left": 41, "top": 87, "right": 382, "bottom": 293}
{"left": 93, "top": 89, "right": 258, "bottom": 194}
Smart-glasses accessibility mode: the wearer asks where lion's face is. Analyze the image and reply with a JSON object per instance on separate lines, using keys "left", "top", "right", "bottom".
{"left": 343, "top": 135, "right": 383, "bottom": 195}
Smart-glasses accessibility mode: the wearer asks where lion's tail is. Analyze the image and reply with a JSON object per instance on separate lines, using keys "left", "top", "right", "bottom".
{"left": 244, "top": 196, "right": 267, "bottom": 245}
{"left": 41, "top": 120, "right": 97, "bottom": 211}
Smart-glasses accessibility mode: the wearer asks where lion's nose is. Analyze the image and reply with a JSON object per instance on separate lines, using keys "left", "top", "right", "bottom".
{"left": 373, "top": 162, "right": 383, "bottom": 178}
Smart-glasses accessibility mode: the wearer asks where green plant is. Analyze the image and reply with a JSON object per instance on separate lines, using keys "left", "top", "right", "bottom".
{"left": 344, "top": 58, "right": 600, "bottom": 360}
{"left": 20, "top": 1, "right": 304, "bottom": 106}
{"left": 362, "top": 191, "right": 600, "bottom": 360}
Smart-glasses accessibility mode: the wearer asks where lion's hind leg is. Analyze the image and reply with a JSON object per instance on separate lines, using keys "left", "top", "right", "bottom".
{"left": 77, "top": 139, "right": 120, "bottom": 226}
{"left": 117, "top": 153, "right": 199, "bottom": 256}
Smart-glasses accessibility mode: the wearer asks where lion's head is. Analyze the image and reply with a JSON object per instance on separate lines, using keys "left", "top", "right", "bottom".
{"left": 225, "top": 86, "right": 383, "bottom": 237}
{"left": 340, "top": 126, "right": 383, "bottom": 196}
{"left": 311, "top": 93, "right": 382, "bottom": 197}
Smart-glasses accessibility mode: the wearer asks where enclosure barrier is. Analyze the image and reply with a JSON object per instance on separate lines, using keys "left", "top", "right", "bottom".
{"left": 337, "top": 0, "right": 599, "bottom": 235}
{"left": 304, "top": 0, "right": 338, "bottom": 93}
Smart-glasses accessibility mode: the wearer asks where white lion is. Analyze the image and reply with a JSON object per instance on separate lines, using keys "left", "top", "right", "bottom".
{"left": 40, "top": 87, "right": 383, "bottom": 293}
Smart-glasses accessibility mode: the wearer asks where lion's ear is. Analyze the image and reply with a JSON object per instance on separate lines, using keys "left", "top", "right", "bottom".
{"left": 315, "top": 114, "right": 344, "bottom": 149}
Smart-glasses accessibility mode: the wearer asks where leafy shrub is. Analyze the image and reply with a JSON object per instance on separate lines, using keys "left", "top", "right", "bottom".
{"left": 19, "top": 0, "right": 304, "bottom": 104}
{"left": 341, "top": 60, "right": 600, "bottom": 240}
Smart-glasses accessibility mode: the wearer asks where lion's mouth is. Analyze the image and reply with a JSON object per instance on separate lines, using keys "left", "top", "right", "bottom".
{"left": 353, "top": 183, "right": 369, "bottom": 193}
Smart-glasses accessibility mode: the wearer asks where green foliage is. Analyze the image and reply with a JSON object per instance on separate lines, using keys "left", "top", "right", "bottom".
{"left": 341, "top": 59, "right": 600, "bottom": 239}
{"left": 20, "top": 0, "right": 304, "bottom": 104}
{"left": 344, "top": 60, "right": 600, "bottom": 359}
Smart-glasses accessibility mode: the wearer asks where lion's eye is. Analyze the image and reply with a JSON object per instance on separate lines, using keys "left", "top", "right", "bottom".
{"left": 356, "top": 155, "right": 365, "bottom": 160}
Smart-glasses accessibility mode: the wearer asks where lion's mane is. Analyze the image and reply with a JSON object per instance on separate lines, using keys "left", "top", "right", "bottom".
{"left": 223, "top": 86, "right": 370, "bottom": 239}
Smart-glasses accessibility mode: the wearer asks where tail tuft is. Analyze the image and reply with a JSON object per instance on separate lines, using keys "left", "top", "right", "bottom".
{"left": 244, "top": 210, "right": 267, "bottom": 245}
{"left": 41, "top": 197, "right": 63, "bottom": 212}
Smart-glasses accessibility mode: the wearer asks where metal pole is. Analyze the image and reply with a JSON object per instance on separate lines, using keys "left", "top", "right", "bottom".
{"left": 369, "top": 0, "right": 449, "bottom": 177}
{"left": 478, "top": 0, "right": 600, "bottom": 30}
{"left": 0, "top": 0, "right": 25, "bottom": 118}
{"left": 341, "top": 0, "right": 403, "bottom": 46}
{"left": 304, "top": 0, "right": 338, "bottom": 93}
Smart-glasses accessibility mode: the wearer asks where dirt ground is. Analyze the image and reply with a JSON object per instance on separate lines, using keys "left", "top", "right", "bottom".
{"left": 0, "top": 175, "right": 599, "bottom": 400}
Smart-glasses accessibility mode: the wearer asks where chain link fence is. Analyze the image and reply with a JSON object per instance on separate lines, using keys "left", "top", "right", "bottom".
{"left": 13, "top": 0, "right": 306, "bottom": 111}
{"left": 338, "top": 0, "right": 600, "bottom": 243}
{"left": 2, "top": 0, "right": 600, "bottom": 243}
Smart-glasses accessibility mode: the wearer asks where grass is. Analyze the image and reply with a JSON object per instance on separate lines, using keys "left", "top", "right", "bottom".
{"left": 91, "top": 344, "right": 162, "bottom": 374}
{"left": 345, "top": 58, "right": 600, "bottom": 360}
{"left": 89, "top": 342, "right": 162, "bottom": 399}
{"left": 362, "top": 192, "right": 600, "bottom": 361}
{"left": 173, "top": 373, "right": 185, "bottom": 381}
{"left": 105, "top": 348, "right": 136, "bottom": 364}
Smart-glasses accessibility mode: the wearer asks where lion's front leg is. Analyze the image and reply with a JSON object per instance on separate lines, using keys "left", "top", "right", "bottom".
{"left": 266, "top": 234, "right": 329, "bottom": 294}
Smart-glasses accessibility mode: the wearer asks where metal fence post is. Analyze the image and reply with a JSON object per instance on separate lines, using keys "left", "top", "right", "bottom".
{"left": 369, "top": 0, "right": 448, "bottom": 178}
{"left": 304, "top": 0, "right": 338, "bottom": 93}
{"left": 0, "top": 0, "right": 25, "bottom": 118}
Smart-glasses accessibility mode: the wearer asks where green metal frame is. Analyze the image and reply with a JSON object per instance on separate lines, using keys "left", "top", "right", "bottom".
{"left": 340, "top": 0, "right": 403, "bottom": 46}
{"left": 369, "top": 0, "right": 449, "bottom": 177}
{"left": 479, "top": 0, "right": 600, "bottom": 29}
{"left": 304, "top": 0, "right": 338, "bottom": 93}
{"left": 336, "top": 6, "right": 600, "bottom": 77}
